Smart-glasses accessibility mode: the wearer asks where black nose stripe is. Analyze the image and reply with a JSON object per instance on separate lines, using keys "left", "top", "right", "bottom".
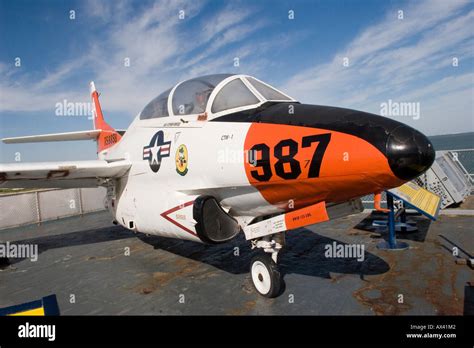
{"left": 212, "top": 102, "right": 435, "bottom": 179}
{"left": 212, "top": 102, "right": 402, "bottom": 156}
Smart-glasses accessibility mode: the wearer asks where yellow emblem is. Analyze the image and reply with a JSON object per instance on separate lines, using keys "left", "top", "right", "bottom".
{"left": 175, "top": 144, "right": 188, "bottom": 176}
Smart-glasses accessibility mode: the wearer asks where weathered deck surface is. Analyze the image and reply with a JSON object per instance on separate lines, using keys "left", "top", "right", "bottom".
{"left": 0, "top": 210, "right": 472, "bottom": 315}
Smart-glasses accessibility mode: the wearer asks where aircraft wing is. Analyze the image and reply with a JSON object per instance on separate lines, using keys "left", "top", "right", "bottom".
{"left": 2, "top": 130, "right": 102, "bottom": 144}
{"left": 0, "top": 160, "right": 131, "bottom": 188}
{"left": 2, "top": 129, "right": 127, "bottom": 144}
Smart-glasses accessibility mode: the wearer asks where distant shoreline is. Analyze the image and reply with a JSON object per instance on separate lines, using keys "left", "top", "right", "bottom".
{"left": 428, "top": 132, "right": 474, "bottom": 151}
{"left": 428, "top": 131, "right": 474, "bottom": 139}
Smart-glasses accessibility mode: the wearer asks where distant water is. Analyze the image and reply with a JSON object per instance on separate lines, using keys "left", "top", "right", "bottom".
{"left": 429, "top": 132, "right": 474, "bottom": 151}
{"left": 429, "top": 132, "right": 474, "bottom": 173}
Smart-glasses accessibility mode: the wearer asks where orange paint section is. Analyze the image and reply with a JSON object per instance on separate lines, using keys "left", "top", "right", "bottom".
{"left": 91, "top": 90, "right": 122, "bottom": 153}
{"left": 284, "top": 201, "right": 329, "bottom": 230}
{"left": 374, "top": 192, "right": 390, "bottom": 212}
{"left": 244, "top": 123, "right": 403, "bottom": 210}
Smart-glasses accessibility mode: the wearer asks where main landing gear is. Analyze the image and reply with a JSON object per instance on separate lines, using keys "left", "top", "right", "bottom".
{"left": 249, "top": 232, "right": 285, "bottom": 298}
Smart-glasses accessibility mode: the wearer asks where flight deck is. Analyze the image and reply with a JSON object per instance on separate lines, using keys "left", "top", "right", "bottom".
{"left": 1, "top": 203, "right": 472, "bottom": 315}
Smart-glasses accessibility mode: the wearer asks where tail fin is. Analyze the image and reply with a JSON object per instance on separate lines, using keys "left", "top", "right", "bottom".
{"left": 90, "top": 81, "right": 122, "bottom": 153}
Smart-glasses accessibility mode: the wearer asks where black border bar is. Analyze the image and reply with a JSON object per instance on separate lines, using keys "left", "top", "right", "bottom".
{"left": 0, "top": 315, "right": 472, "bottom": 345}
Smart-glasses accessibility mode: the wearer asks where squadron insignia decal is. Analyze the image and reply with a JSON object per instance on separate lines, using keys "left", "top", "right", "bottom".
{"left": 175, "top": 144, "right": 188, "bottom": 176}
{"left": 143, "top": 130, "right": 171, "bottom": 173}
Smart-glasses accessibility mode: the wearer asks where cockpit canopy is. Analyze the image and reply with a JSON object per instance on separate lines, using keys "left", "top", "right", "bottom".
{"left": 140, "top": 74, "right": 295, "bottom": 120}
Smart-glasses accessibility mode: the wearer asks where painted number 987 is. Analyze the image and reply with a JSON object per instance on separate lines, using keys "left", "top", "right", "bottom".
{"left": 248, "top": 134, "right": 331, "bottom": 182}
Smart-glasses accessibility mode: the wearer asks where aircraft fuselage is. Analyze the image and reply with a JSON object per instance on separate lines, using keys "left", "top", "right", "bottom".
{"left": 104, "top": 102, "right": 435, "bottom": 243}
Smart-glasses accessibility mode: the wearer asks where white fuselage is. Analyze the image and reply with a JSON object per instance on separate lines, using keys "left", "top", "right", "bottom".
{"left": 102, "top": 116, "right": 278, "bottom": 242}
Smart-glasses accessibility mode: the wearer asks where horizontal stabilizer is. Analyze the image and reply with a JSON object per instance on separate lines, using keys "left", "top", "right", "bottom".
{"left": 2, "top": 130, "right": 102, "bottom": 144}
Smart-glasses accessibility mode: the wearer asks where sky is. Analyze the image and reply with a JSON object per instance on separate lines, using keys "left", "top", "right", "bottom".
{"left": 0, "top": 0, "right": 473, "bottom": 162}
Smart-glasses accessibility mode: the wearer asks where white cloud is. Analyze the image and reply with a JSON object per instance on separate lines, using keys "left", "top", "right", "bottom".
{"left": 1, "top": 0, "right": 472, "bottom": 137}
{"left": 0, "top": 0, "right": 278, "bottom": 116}
{"left": 202, "top": 2, "right": 254, "bottom": 40}
{"left": 282, "top": 0, "right": 473, "bottom": 135}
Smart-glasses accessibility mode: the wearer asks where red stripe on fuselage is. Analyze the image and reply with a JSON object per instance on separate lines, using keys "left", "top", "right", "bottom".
{"left": 160, "top": 201, "right": 196, "bottom": 236}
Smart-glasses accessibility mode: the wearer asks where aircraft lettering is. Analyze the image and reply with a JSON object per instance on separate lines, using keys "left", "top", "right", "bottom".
{"left": 104, "top": 134, "right": 117, "bottom": 145}
{"left": 221, "top": 134, "right": 234, "bottom": 141}
{"left": 249, "top": 134, "right": 331, "bottom": 182}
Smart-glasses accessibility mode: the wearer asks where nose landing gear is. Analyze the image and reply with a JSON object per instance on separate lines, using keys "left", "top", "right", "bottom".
{"left": 250, "top": 254, "right": 282, "bottom": 298}
{"left": 249, "top": 233, "right": 285, "bottom": 298}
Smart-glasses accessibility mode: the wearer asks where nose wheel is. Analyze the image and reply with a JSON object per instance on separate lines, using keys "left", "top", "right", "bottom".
{"left": 250, "top": 254, "right": 282, "bottom": 298}
{"left": 249, "top": 232, "right": 285, "bottom": 298}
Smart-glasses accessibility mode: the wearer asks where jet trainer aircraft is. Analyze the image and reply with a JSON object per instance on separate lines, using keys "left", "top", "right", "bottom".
{"left": 1, "top": 74, "right": 435, "bottom": 297}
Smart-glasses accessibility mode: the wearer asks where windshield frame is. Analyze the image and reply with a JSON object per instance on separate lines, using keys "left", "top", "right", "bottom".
{"left": 205, "top": 75, "right": 296, "bottom": 119}
{"left": 205, "top": 75, "right": 264, "bottom": 118}
{"left": 244, "top": 76, "right": 294, "bottom": 103}
{"left": 140, "top": 74, "right": 297, "bottom": 121}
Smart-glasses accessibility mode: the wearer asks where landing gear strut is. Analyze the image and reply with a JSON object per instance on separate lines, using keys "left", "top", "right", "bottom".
{"left": 249, "top": 233, "right": 285, "bottom": 298}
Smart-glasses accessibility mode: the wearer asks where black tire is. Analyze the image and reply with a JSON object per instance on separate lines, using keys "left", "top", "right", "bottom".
{"left": 250, "top": 254, "right": 282, "bottom": 298}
